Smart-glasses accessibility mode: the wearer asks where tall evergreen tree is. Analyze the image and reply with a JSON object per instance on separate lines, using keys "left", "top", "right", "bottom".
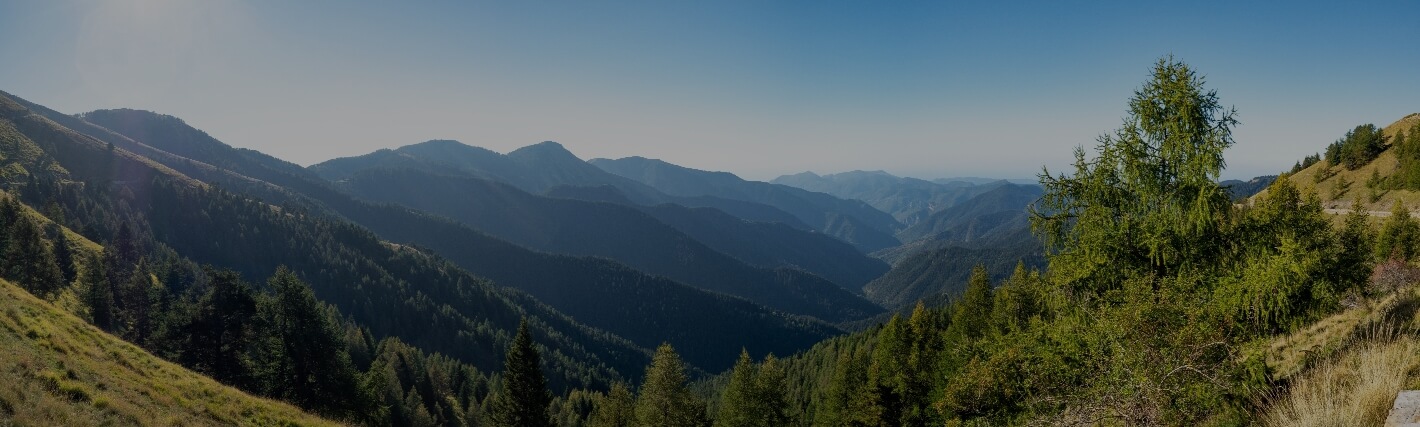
{"left": 48, "top": 223, "right": 76, "bottom": 284}
{"left": 750, "top": 354, "right": 790, "bottom": 427}
{"left": 491, "top": 319, "right": 553, "bottom": 427}
{"left": 81, "top": 252, "right": 114, "bottom": 330}
{"left": 1032, "top": 56, "right": 1237, "bottom": 298}
{"left": 635, "top": 343, "right": 707, "bottom": 427}
{"left": 714, "top": 350, "right": 759, "bottom": 427}
{"left": 950, "top": 266, "right": 995, "bottom": 341}
{"left": 815, "top": 348, "right": 878, "bottom": 427}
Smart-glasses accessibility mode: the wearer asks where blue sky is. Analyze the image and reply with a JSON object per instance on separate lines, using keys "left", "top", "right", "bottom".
{"left": 2, "top": 1, "right": 1417, "bottom": 181}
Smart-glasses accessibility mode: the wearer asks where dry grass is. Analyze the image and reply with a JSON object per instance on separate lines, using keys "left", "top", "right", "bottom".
{"left": 0, "top": 279, "right": 339, "bottom": 426}
{"left": 1261, "top": 334, "right": 1420, "bottom": 427}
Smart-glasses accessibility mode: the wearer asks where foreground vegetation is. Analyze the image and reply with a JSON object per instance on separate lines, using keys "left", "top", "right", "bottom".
{"left": 0, "top": 278, "right": 337, "bottom": 426}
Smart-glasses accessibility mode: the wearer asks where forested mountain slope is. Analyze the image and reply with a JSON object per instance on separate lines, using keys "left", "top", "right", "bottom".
{"left": 591, "top": 156, "right": 903, "bottom": 252}
{"left": 328, "top": 167, "right": 883, "bottom": 316}
{"left": 0, "top": 90, "right": 647, "bottom": 390}
{"left": 771, "top": 170, "right": 1012, "bottom": 226}
{"left": 73, "top": 105, "right": 855, "bottom": 371}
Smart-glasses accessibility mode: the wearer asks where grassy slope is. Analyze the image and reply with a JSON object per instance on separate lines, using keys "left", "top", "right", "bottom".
{"left": 1258, "top": 283, "right": 1420, "bottom": 426}
{"left": 1273, "top": 113, "right": 1420, "bottom": 211}
{"left": 0, "top": 279, "right": 337, "bottom": 427}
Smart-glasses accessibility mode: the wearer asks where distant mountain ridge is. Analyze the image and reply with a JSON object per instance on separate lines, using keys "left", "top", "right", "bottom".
{"left": 327, "top": 166, "right": 885, "bottom": 320}
{"left": 591, "top": 156, "right": 904, "bottom": 252}
{"left": 771, "top": 170, "right": 1026, "bottom": 226}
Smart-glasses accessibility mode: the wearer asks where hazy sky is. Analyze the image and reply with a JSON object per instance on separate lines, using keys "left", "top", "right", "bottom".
{"left": 2, "top": 1, "right": 1417, "bottom": 181}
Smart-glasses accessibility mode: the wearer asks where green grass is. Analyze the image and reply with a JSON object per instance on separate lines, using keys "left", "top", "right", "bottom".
{"left": 0, "top": 278, "right": 340, "bottom": 426}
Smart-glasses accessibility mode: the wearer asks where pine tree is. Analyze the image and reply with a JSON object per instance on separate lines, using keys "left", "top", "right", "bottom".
{"left": 949, "top": 266, "right": 994, "bottom": 341}
{"left": 1375, "top": 201, "right": 1418, "bottom": 261}
{"left": 587, "top": 382, "right": 636, "bottom": 427}
{"left": 81, "top": 252, "right": 114, "bottom": 330}
{"left": 714, "top": 350, "right": 759, "bottom": 427}
{"left": 815, "top": 348, "right": 878, "bottom": 427}
{"left": 118, "top": 258, "right": 156, "bottom": 343}
{"left": 750, "top": 355, "right": 790, "bottom": 427}
{"left": 48, "top": 224, "right": 76, "bottom": 284}
{"left": 490, "top": 319, "right": 553, "bottom": 427}
{"left": 635, "top": 343, "right": 707, "bottom": 427}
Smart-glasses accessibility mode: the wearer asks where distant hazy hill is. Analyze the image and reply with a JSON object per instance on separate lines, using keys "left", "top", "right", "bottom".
{"left": 862, "top": 246, "right": 1042, "bottom": 309}
{"left": 0, "top": 279, "right": 336, "bottom": 426}
{"left": 546, "top": 185, "right": 890, "bottom": 289}
{"left": 1221, "top": 175, "right": 1277, "bottom": 201}
{"left": 772, "top": 170, "right": 1019, "bottom": 226}
{"left": 591, "top": 156, "right": 903, "bottom": 252}
{"left": 894, "top": 183, "right": 1043, "bottom": 244}
{"left": 75, "top": 106, "right": 858, "bottom": 370}
{"left": 328, "top": 167, "right": 884, "bottom": 321}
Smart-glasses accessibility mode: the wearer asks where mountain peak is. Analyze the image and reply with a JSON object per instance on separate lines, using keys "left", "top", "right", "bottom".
{"left": 508, "top": 140, "right": 580, "bottom": 162}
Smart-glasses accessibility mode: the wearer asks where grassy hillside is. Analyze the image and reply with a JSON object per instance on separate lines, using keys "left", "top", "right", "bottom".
{"left": 0, "top": 279, "right": 336, "bottom": 426}
{"left": 1275, "top": 113, "right": 1420, "bottom": 211}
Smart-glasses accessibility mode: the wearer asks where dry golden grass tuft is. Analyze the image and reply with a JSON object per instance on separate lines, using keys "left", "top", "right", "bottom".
{"left": 1261, "top": 334, "right": 1420, "bottom": 427}
{"left": 0, "top": 278, "right": 339, "bottom": 426}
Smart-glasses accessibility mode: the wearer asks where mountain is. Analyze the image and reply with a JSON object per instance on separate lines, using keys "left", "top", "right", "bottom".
{"left": 893, "top": 183, "right": 1043, "bottom": 245}
{"left": 74, "top": 107, "right": 857, "bottom": 370}
{"left": 325, "top": 166, "right": 883, "bottom": 321}
{"left": 0, "top": 91, "right": 648, "bottom": 389}
{"left": 0, "top": 279, "right": 337, "bottom": 426}
{"left": 312, "top": 138, "right": 815, "bottom": 226}
{"left": 311, "top": 139, "right": 669, "bottom": 203}
{"left": 862, "top": 245, "right": 1043, "bottom": 309}
{"left": 771, "top": 170, "right": 1018, "bottom": 226}
{"left": 590, "top": 156, "right": 903, "bottom": 252}
{"left": 1221, "top": 175, "right": 1277, "bottom": 201}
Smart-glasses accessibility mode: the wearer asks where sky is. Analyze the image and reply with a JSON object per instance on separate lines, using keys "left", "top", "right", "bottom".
{"left": 1, "top": 1, "right": 1417, "bottom": 181}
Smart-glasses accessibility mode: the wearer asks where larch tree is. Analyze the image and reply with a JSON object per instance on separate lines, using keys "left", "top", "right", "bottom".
{"left": 635, "top": 343, "right": 707, "bottom": 427}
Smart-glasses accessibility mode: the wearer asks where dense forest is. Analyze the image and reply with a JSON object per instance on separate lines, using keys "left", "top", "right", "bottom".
{"left": 3, "top": 54, "right": 1419, "bottom": 427}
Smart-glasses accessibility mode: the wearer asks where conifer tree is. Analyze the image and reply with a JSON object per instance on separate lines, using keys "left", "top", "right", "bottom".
{"left": 636, "top": 343, "right": 707, "bottom": 427}
{"left": 491, "top": 319, "right": 553, "bottom": 427}
{"left": 180, "top": 268, "right": 257, "bottom": 387}
{"left": 714, "top": 350, "right": 759, "bottom": 427}
{"left": 259, "top": 266, "right": 368, "bottom": 419}
{"left": 1375, "top": 201, "right": 1418, "bottom": 261}
{"left": 751, "top": 355, "right": 790, "bottom": 427}
{"left": 81, "top": 252, "right": 114, "bottom": 330}
{"left": 815, "top": 348, "right": 879, "bottom": 427}
{"left": 950, "top": 266, "right": 994, "bottom": 341}
{"left": 48, "top": 224, "right": 76, "bottom": 284}
{"left": 587, "top": 382, "right": 636, "bottom": 427}
{"left": 4, "top": 212, "right": 65, "bottom": 296}
{"left": 1032, "top": 56, "right": 1237, "bottom": 297}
